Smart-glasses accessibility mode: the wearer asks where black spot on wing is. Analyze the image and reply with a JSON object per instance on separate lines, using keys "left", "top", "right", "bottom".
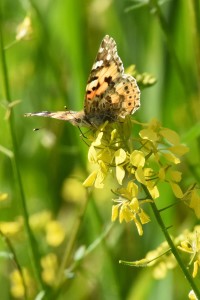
{"left": 88, "top": 76, "right": 98, "bottom": 83}
{"left": 104, "top": 76, "right": 113, "bottom": 84}
{"left": 92, "top": 82, "right": 100, "bottom": 91}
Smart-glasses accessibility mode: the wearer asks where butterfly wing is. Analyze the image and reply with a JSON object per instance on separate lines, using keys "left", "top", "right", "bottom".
{"left": 24, "top": 110, "right": 90, "bottom": 127}
{"left": 84, "top": 35, "right": 140, "bottom": 120}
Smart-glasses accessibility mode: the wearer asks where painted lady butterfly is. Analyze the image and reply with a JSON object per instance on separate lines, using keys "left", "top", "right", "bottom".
{"left": 25, "top": 35, "right": 140, "bottom": 127}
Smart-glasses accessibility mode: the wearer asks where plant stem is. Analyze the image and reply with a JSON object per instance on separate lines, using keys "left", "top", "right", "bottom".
{"left": 142, "top": 184, "right": 200, "bottom": 298}
{"left": 149, "top": 0, "right": 190, "bottom": 96}
{"left": 55, "top": 190, "right": 90, "bottom": 288}
{"left": 190, "top": 0, "right": 200, "bottom": 102}
{"left": 0, "top": 231, "right": 28, "bottom": 300}
{"left": 0, "top": 13, "right": 44, "bottom": 291}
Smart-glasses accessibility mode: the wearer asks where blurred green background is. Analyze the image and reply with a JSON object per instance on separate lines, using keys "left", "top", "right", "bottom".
{"left": 0, "top": 0, "right": 200, "bottom": 299}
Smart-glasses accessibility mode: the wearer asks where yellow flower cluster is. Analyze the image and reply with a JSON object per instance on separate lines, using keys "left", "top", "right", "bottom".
{"left": 10, "top": 253, "right": 59, "bottom": 298}
{"left": 120, "top": 240, "right": 176, "bottom": 278}
{"left": 10, "top": 268, "right": 35, "bottom": 299}
{"left": 83, "top": 118, "right": 194, "bottom": 235}
{"left": 121, "top": 225, "right": 200, "bottom": 290}
{"left": 41, "top": 253, "right": 58, "bottom": 285}
{"left": 177, "top": 226, "right": 200, "bottom": 278}
{"left": 1, "top": 211, "right": 66, "bottom": 298}
{"left": 0, "top": 210, "right": 65, "bottom": 247}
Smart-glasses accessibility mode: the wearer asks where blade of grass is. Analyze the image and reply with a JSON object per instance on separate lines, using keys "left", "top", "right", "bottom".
{"left": 0, "top": 8, "right": 44, "bottom": 292}
{"left": 142, "top": 184, "right": 200, "bottom": 299}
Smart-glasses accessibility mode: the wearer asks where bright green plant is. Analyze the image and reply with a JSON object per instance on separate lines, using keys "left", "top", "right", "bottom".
{"left": 1, "top": 1, "right": 200, "bottom": 300}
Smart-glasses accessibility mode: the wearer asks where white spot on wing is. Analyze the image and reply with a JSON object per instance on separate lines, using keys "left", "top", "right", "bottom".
{"left": 106, "top": 53, "right": 111, "bottom": 60}
{"left": 92, "top": 60, "right": 104, "bottom": 70}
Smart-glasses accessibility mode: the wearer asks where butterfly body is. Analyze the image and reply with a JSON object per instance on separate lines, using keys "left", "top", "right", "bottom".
{"left": 25, "top": 35, "right": 140, "bottom": 127}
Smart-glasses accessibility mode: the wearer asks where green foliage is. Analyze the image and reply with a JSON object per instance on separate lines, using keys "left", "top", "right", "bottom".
{"left": 0, "top": 1, "right": 200, "bottom": 300}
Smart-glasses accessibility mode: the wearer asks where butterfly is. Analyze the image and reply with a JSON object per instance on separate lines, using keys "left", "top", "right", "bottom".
{"left": 25, "top": 35, "right": 140, "bottom": 127}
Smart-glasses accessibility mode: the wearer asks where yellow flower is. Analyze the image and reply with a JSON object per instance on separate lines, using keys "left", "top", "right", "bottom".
{"left": 41, "top": 253, "right": 58, "bottom": 286}
{"left": 84, "top": 117, "right": 190, "bottom": 228}
{"left": 10, "top": 268, "right": 35, "bottom": 298}
{"left": 0, "top": 220, "right": 22, "bottom": 236}
{"left": 83, "top": 170, "right": 98, "bottom": 187}
{"left": 177, "top": 226, "right": 200, "bottom": 278}
{"left": 29, "top": 210, "right": 52, "bottom": 230}
{"left": 188, "top": 190, "right": 200, "bottom": 218}
{"left": 130, "top": 150, "right": 145, "bottom": 168}
{"left": 145, "top": 242, "right": 176, "bottom": 279}
{"left": 0, "top": 192, "right": 8, "bottom": 202}
{"left": 45, "top": 220, "right": 65, "bottom": 247}
{"left": 112, "top": 182, "right": 150, "bottom": 235}
{"left": 139, "top": 128, "right": 159, "bottom": 143}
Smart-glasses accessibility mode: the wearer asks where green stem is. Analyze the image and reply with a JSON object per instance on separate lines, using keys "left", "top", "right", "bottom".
{"left": 142, "top": 184, "right": 200, "bottom": 298}
{"left": 149, "top": 0, "right": 190, "bottom": 96}
{"left": 0, "top": 13, "right": 44, "bottom": 291}
{"left": 0, "top": 231, "right": 28, "bottom": 300}
{"left": 190, "top": 0, "right": 200, "bottom": 101}
{"left": 55, "top": 190, "right": 90, "bottom": 289}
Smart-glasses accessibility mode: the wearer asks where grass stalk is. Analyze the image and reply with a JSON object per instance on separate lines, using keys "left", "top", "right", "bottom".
{"left": 142, "top": 184, "right": 200, "bottom": 298}
{"left": 0, "top": 12, "right": 44, "bottom": 292}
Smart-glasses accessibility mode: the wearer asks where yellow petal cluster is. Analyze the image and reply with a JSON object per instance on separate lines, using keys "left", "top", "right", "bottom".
{"left": 83, "top": 117, "right": 190, "bottom": 232}
{"left": 177, "top": 226, "right": 200, "bottom": 278}
{"left": 10, "top": 268, "right": 35, "bottom": 299}
{"left": 41, "top": 253, "right": 58, "bottom": 285}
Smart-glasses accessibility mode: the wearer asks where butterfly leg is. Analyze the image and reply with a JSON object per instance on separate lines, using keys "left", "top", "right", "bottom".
{"left": 77, "top": 126, "right": 88, "bottom": 139}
